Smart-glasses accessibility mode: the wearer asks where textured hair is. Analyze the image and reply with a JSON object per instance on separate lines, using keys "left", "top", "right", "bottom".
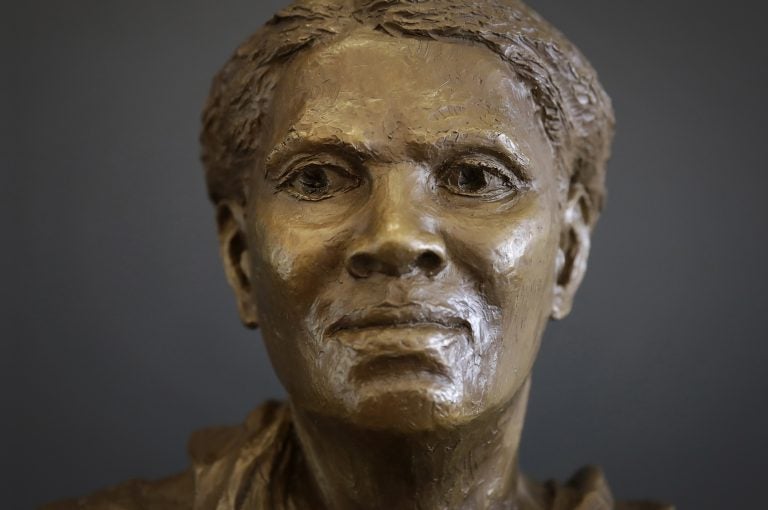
{"left": 201, "top": 0, "right": 615, "bottom": 222}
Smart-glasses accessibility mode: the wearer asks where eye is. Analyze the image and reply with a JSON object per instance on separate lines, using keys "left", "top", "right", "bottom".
{"left": 279, "top": 164, "right": 361, "bottom": 201}
{"left": 437, "top": 157, "right": 522, "bottom": 200}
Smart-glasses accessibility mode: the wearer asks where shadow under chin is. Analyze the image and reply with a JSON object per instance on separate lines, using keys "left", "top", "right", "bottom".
{"left": 346, "top": 378, "right": 478, "bottom": 432}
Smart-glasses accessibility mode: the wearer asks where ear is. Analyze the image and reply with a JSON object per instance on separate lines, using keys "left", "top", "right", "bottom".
{"left": 552, "top": 183, "right": 593, "bottom": 320}
{"left": 216, "top": 201, "right": 258, "bottom": 329}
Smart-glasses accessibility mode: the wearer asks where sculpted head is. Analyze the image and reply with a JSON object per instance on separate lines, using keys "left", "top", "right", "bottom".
{"left": 201, "top": 0, "right": 614, "bottom": 432}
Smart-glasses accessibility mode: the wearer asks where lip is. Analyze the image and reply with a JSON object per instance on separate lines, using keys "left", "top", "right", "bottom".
{"left": 326, "top": 304, "right": 472, "bottom": 337}
{"left": 350, "top": 351, "right": 449, "bottom": 383}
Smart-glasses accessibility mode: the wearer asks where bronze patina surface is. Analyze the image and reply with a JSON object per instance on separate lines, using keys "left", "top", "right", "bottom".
{"left": 44, "top": 1, "right": 672, "bottom": 509}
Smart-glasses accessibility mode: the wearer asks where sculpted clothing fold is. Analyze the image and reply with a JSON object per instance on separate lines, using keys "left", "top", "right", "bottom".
{"left": 42, "top": 402, "right": 672, "bottom": 510}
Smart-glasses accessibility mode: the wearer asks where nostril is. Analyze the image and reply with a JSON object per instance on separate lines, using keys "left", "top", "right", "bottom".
{"left": 348, "top": 246, "right": 446, "bottom": 278}
{"left": 348, "top": 252, "right": 379, "bottom": 278}
{"left": 415, "top": 250, "right": 445, "bottom": 275}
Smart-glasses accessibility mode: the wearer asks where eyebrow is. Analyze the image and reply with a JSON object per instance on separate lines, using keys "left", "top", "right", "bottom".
{"left": 410, "top": 131, "right": 532, "bottom": 179}
{"left": 264, "top": 129, "right": 533, "bottom": 179}
{"left": 265, "top": 133, "right": 377, "bottom": 178}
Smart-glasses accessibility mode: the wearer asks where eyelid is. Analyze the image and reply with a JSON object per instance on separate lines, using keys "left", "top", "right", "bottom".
{"left": 273, "top": 153, "right": 356, "bottom": 185}
{"left": 444, "top": 152, "right": 528, "bottom": 184}
{"left": 275, "top": 157, "right": 363, "bottom": 202}
{"left": 433, "top": 152, "right": 532, "bottom": 203}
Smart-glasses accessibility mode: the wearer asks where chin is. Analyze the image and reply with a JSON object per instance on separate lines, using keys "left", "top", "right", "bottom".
{"left": 342, "top": 376, "right": 477, "bottom": 432}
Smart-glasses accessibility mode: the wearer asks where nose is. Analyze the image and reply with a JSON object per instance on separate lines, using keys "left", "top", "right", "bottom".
{"left": 346, "top": 176, "right": 447, "bottom": 279}
{"left": 347, "top": 239, "right": 446, "bottom": 278}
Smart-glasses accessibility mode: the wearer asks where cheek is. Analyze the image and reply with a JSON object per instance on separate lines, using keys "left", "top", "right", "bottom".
{"left": 443, "top": 197, "right": 560, "bottom": 399}
{"left": 443, "top": 198, "right": 560, "bottom": 308}
{"left": 450, "top": 215, "right": 559, "bottom": 352}
{"left": 244, "top": 205, "right": 355, "bottom": 399}
{"left": 491, "top": 214, "right": 559, "bottom": 380}
{"left": 247, "top": 191, "right": 355, "bottom": 305}
{"left": 250, "top": 222, "right": 349, "bottom": 318}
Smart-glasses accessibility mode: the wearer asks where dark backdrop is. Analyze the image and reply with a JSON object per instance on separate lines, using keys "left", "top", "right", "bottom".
{"left": 5, "top": 1, "right": 768, "bottom": 508}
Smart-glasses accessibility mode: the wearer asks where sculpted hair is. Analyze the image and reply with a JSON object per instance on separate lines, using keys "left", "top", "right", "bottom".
{"left": 201, "top": 0, "right": 615, "bottom": 222}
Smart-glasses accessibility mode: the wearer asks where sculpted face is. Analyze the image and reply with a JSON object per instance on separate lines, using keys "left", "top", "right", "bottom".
{"left": 223, "top": 32, "right": 588, "bottom": 431}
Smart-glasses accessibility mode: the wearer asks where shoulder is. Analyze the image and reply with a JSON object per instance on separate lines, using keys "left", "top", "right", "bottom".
{"left": 186, "top": 399, "right": 290, "bottom": 467}
{"left": 38, "top": 471, "right": 194, "bottom": 510}
{"left": 522, "top": 465, "right": 674, "bottom": 510}
{"left": 188, "top": 400, "right": 296, "bottom": 509}
{"left": 39, "top": 401, "right": 292, "bottom": 510}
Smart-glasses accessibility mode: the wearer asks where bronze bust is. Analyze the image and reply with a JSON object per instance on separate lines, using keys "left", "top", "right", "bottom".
{"left": 44, "top": 1, "right": 672, "bottom": 509}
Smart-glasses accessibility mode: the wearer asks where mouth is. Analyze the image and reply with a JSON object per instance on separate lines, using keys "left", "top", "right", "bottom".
{"left": 350, "top": 351, "right": 449, "bottom": 383}
{"left": 326, "top": 304, "right": 472, "bottom": 337}
{"left": 324, "top": 304, "right": 472, "bottom": 385}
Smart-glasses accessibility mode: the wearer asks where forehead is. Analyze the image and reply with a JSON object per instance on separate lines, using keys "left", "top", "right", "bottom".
{"left": 266, "top": 31, "right": 548, "bottom": 158}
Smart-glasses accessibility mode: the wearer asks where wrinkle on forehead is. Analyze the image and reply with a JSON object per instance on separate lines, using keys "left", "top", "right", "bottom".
{"left": 265, "top": 31, "right": 548, "bottom": 169}
{"left": 274, "top": 32, "right": 530, "bottom": 102}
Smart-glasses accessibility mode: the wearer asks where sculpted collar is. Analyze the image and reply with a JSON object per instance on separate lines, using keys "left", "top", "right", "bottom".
{"left": 188, "top": 402, "right": 668, "bottom": 510}
{"left": 42, "top": 401, "right": 672, "bottom": 510}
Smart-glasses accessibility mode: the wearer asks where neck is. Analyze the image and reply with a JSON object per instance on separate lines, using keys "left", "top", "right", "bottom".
{"left": 290, "top": 378, "right": 531, "bottom": 510}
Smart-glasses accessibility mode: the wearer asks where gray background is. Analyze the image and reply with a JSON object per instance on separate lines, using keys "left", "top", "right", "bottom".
{"left": 4, "top": 1, "right": 767, "bottom": 508}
